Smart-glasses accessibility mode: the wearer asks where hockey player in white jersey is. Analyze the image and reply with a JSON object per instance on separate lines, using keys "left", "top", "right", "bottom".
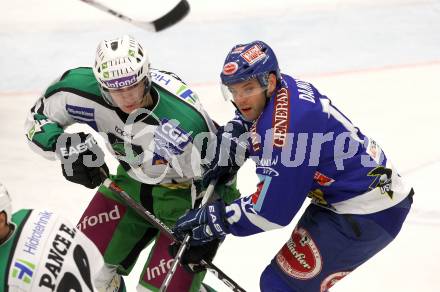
{"left": 0, "top": 182, "right": 104, "bottom": 291}
{"left": 24, "top": 35, "right": 239, "bottom": 291}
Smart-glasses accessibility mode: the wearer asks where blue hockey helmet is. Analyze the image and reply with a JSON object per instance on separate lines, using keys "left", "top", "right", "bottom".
{"left": 220, "top": 40, "right": 281, "bottom": 87}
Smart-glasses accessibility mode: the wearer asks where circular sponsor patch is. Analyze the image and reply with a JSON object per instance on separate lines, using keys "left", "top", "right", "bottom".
{"left": 320, "top": 271, "right": 350, "bottom": 292}
{"left": 223, "top": 62, "right": 238, "bottom": 75}
{"left": 276, "top": 227, "right": 322, "bottom": 280}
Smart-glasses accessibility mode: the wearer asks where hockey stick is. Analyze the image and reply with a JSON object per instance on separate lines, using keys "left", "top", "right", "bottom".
{"left": 160, "top": 179, "right": 218, "bottom": 292}
{"left": 78, "top": 0, "right": 190, "bottom": 32}
{"left": 102, "top": 178, "right": 247, "bottom": 292}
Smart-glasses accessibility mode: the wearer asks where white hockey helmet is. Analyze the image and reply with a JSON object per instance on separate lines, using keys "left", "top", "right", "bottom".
{"left": 0, "top": 182, "right": 12, "bottom": 224}
{"left": 93, "top": 35, "right": 151, "bottom": 106}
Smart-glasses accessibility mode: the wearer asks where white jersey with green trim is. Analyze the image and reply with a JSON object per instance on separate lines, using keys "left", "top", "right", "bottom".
{"left": 2, "top": 209, "right": 103, "bottom": 292}
{"left": 25, "top": 68, "right": 217, "bottom": 185}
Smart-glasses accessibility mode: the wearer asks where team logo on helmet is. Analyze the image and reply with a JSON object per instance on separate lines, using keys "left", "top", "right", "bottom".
{"left": 223, "top": 62, "right": 239, "bottom": 75}
{"left": 241, "top": 44, "right": 266, "bottom": 65}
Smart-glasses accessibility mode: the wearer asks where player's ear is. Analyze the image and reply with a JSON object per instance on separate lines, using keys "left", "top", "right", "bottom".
{"left": 267, "top": 73, "right": 277, "bottom": 95}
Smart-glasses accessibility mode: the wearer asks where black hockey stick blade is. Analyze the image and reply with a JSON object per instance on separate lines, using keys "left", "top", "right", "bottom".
{"left": 151, "top": 0, "right": 190, "bottom": 32}
{"left": 79, "top": 0, "right": 189, "bottom": 32}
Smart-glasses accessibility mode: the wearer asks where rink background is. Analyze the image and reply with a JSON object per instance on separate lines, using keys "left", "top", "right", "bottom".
{"left": 1, "top": 0, "right": 439, "bottom": 291}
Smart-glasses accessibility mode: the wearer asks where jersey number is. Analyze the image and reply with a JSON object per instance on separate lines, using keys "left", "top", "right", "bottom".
{"left": 57, "top": 245, "right": 93, "bottom": 292}
{"left": 320, "top": 98, "right": 363, "bottom": 142}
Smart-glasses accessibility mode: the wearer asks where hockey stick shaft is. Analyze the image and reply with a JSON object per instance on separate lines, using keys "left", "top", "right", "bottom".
{"left": 160, "top": 180, "right": 218, "bottom": 291}
{"left": 102, "top": 178, "right": 247, "bottom": 292}
{"left": 160, "top": 233, "right": 191, "bottom": 291}
{"left": 103, "top": 178, "right": 173, "bottom": 236}
{"left": 78, "top": 0, "right": 190, "bottom": 32}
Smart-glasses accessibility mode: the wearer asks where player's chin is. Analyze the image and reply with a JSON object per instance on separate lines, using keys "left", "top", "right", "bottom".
{"left": 243, "top": 109, "right": 258, "bottom": 121}
{"left": 121, "top": 105, "right": 139, "bottom": 113}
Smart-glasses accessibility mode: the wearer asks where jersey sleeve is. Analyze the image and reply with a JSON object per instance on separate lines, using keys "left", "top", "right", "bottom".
{"left": 25, "top": 67, "right": 105, "bottom": 160}
{"left": 224, "top": 79, "right": 328, "bottom": 237}
{"left": 24, "top": 77, "right": 76, "bottom": 160}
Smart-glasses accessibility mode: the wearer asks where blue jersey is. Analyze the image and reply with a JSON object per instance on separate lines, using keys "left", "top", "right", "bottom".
{"left": 225, "top": 74, "right": 412, "bottom": 237}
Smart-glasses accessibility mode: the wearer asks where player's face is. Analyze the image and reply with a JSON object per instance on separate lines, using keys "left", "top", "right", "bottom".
{"left": 0, "top": 212, "right": 8, "bottom": 242}
{"left": 109, "top": 81, "right": 146, "bottom": 114}
{"left": 228, "top": 79, "right": 268, "bottom": 121}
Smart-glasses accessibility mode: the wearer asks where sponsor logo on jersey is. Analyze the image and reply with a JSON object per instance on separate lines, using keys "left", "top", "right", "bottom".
{"left": 38, "top": 223, "right": 78, "bottom": 290}
{"left": 313, "top": 171, "right": 335, "bottom": 186}
{"left": 258, "top": 156, "right": 279, "bottom": 167}
{"left": 222, "top": 62, "right": 239, "bottom": 75}
{"left": 150, "top": 70, "right": 198, "bottom": 105}
{"left": 308, "top": 189, "right": 333, "bottom": 210}
{"left": 256, "top": 166, "right": 279, "bottom": 177}
{"left": 66, "top": 105, "right": 94, "bottom": 120}
{"left": 365, "top": 138, "right": 382, "bottom": 164}
{"left": 144, "top": 258, "right": 174, "bottom": 281}
{"left": 22, "top": 211, "right": 53, "bottom": 256}
{"left": 114, "top": 125, "right": 135, "bottom": 139}
{"left": 12, "top": 259, "right": 35, "bottom": 284}
{"left": 104, "top": 74, "right": 137, "bottom": 89}
{"left": 77, "top": 205, "right": 121, "bottom": 231}
{"left": 276, "top": 227, "right": 322, "bottom": 280}
{"left": 272, "top": 88, "right": 290, "bottom": 147}
{"left": 251, "top": 181, "right": 265, "bottom": 205}
{"left": 150, "top": 71, "right": 172, "bottom": 86}
{"left": 175, "top": 84, "right": 198, "bottom": 105}
{"left": 250, "top": 122, "right": 261, "bottom": 151}
{"left": 66, "top": 104, "right": 98, "bottom": 131}
{"left": 320, "top": 271, "right": 351, "bottom": 292}
{"left": 78, "top": 196, "right": 126, "bottom": 254}
{"left": 256, "top": 156, "right": 280, "bottom": 176}
{"left": 27, "top": 118, "right": 50, "bottom": 141}
{"left": 154, "top": 118, "right": 193, "bottom": 159}
{"left": 142, "top": 233, "right": 194, "bottom": 288}
{"left": 241, "top": 44, "right": 266, "bottom": 65}
{"left": 368, "top": 166, "right": 394, "bottom": 199}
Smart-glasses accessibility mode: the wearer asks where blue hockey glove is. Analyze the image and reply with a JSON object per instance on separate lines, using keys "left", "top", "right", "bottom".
{"left": 202, "top": 114, "right": 252, "bottom": 188}
{"left": 173, "top": 200, "right": 229, "bottom": 246}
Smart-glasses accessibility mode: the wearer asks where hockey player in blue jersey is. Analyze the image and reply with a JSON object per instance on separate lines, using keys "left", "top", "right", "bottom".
{"left": 172, "top": 41, "right": 414, "bottom": 291}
